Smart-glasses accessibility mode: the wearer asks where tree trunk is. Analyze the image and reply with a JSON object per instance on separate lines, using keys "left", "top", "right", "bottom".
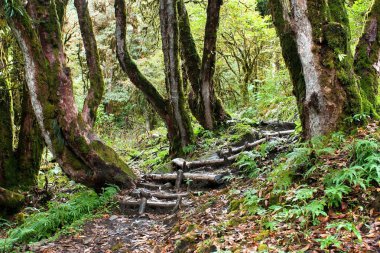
{"left": 270, "top": 0, "right": 362, "bottom": 139}
{"left": 74, "top": 0, "right": 105, "bottom": 126}
{"left": 115, "top": 0, "right": 193, "bottom": 156}
{"left": 177, "top": 0, "right": 230, "bottom": 130}
{"left": 159, "top": 0, "right": 193, "bottom": 150}
{"left": 354, "top": 0, "right": 380, "bottom": 116}
{"left": 15, "top": 84, "right": 44, "bottom": 190}
{"left": 0, "top": 77, "right": 16, "bottom": 188}
{"left": 0, "top": 187, "right": 25, "bottom": 212}
{"left": 0, "top": 21, "right": 43, "bottom": 196}
{"left": 7, "top": 0, "right": 136, "bottom": 190}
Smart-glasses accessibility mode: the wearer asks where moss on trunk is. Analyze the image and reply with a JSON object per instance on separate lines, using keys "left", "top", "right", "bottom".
{"left": 177, "top": 0, "right": 230, "bottom": 130}
{"left": 354, "top": 0, "right": 380, "bottom": 116}
{"left": 8, "top": 0, "right": 136, "bottom": 190}
{"left": 0, "top": 187, "right": 25, "bottom": 213}
{"left": 160, "top": 0, "right": 194, "bottom": 151}
{"left": 270, "top": 0, "right": 363, "bottom": 138}
{"left": 115, "top": 0, "right": 193, "bottom": 157}
{"left": 74, "top": 0, "right": 105, "bottom": 126}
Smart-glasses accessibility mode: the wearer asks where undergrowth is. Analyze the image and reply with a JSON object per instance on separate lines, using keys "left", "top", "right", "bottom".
{"left": 227, "top": 125, "right": 380, "bottom": 250}
{"left": 0, "top": 186, "right": 118, "bottom": 252}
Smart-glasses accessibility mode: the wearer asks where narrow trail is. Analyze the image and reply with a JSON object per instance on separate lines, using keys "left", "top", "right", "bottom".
{"left": 30, "top": 124, "right": 296, "bottom": 253}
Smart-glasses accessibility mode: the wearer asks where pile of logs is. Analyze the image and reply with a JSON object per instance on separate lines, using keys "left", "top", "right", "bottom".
{"left": 119, "top": 129, "right": 295, "bottom": 215}
{"left": 172, "top": 130, "right": 295, "bottom": 170}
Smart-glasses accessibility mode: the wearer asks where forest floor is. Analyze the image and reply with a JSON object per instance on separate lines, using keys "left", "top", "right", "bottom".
{"left": 1, "top": 121, "right": 380, "bottom": 252}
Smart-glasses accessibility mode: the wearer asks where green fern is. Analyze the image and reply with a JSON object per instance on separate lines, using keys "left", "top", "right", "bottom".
{"left": 324, "top": 185, "right": 351, "bottom": 208}
{"left": 0, "top": 187, "right": 118, "bottom": 251}
{"left": 316, "top": 235, "right": 341, "bottom": 249}
{"left": 4, "top": 0, "right": 24, "bottom": 18}
{"left": 292, "top": 187, "right": 316, "bottom": 203}
{"left": 327, "top": 221, "right": 362, "bottom": 241}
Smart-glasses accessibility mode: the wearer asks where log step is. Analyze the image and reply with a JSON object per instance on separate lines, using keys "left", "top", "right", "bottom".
{"left": 120, "top": 198, "right": 191, "bottom": 209}
{"left": 137, "top": 182, "right": 173, "bottom": 190}
{"left": 130, "top": 189, "right": 189, "bottom": 200}
{"left": 145, "top": 172, "right": 227, "bottom": 184}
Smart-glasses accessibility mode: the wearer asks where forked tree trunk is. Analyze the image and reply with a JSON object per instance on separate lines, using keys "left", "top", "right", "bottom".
{"left": 7, "top": 0, "right": 136, "bottom": 190}
{"left": 15, "top": 85, "right": 44, "bottom": 190}
{"left": 177, "top": 0, "right": 230, "bottom": 130}
{"left": 270, "top": 0, "right": 363, "bottom": 139}
{"left": 74, "top": 0, "right": 105, "bottom": 126}
{"left": 115, "top": 0, "right": 193, "bottom": 156}
{"left": 354, "top": 0, "right": 380, "bottom": 115}
{"left": 0, "top": 77, "right": 16, "bottom": 188}
{"left": 0, "top": 26, "right": 43, "bottom": 210}
{"left": 159, "top": 0, "right": 193, "bottom": 150}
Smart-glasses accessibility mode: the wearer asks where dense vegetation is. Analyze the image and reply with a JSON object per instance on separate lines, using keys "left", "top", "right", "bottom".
{"left": 0, "top": 0, "right": 379, "bottom": 252}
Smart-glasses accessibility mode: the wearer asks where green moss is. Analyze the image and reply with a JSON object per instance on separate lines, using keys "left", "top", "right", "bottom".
{"left": 324, "top": 22, "right": 348, "bottom": 51}
{"left": 228, "top": 198, "right": 244, "bottom": 212}
{"left": 90, "top": 140, "right": 137, "bottom": 179}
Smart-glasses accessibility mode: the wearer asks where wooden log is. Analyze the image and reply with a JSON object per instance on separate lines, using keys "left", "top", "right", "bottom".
{"left": 138, "top": 197, "right": 147, "bottom": 215}
{"left": 171, "top": 130, "right": 296, "bottom": 170}
{"left": 172, "top": 154, "right": 240, "bottom": 169}
{"left": 130, "top": 189, "right": 189, "bottom": 199}
{"left": 171, "top": 196, "right": 182, "bottom": 213}
{"left": 137, "top": 182, "right": 172, "bottom": 190}
{"left": 120, "top": 199, "right": 191, "bottom": 208}
{"left": 262, "top": 129, "right": 295, "bottom": 137}
{"left": 175, "top": 170, "right": 184, "bottom": 192}
{"left": 145, "top": 172, "right": 226, "bottom": 183}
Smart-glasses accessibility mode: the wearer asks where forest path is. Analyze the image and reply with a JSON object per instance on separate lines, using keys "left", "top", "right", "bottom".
{"left": 30, "top": 123, "right": 296, "bottom": 253}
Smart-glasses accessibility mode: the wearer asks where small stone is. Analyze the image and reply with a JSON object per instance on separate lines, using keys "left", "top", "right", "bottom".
{"left": 109, "top": 215, "right": 118, "bottom": 221}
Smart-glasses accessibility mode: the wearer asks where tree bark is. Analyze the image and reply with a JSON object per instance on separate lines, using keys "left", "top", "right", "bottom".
{"left": 177, "top": 0, "right": 230, "bottom": 130}
{"left": 159, "top": 0, "right": 193, "bottom": 149}
{"left": 15, "top": 84, "right": 44, "bottom": 190}
{"left": 199, "top": 0, "right": 230, "bottom": 129}
{"left": 354, "top": 0, "right": 380, "bottom": 115}
{"left": 0, "top": 77, "right": 16, "bottom": 187}
{"left": 74, "top": 0, "right": 105, "bottom": 126}
{"left": 115, "top": 0, "right": 193, "bottom": 156}
{"left": 0, "top": 21, "right": 43, "bottom": 193}
{"left": 0, "top": 187, "right": 25, "bottom": 211}
{"left": 270, "top": 0, "right": 362, "bottom": 139}
{"left": 7, "top": 0, "right": 136, "bottom": 190}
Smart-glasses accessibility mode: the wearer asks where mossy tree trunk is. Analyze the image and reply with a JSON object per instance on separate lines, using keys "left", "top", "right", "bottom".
{"left": 74, "top": 0, "right": 105, "bottom": 127}
{"left": 6, "top": 0, "right": 136, "bottom": 190}
{"left": 159, "top": 0, "right": 194, "bottom": 150}
{"left": 354, "top": 0, "right": 380, "bottom": 115}
{"left": 270, "top": 0, "right": 363, "bottom": 139}
{"left": 115, "top": 0, "right": 193, "bottom": 157}
{"left": 177, "top": 0, "right": 230, "bottom": 130}
{"left": 0, "top": 21, "right": 43, "bottom": 211}
{"left": 15, "top": 84, "right": 44, "bottom": 190}
{"left": 0, "top": 77, "right": 16, "bottom": 188}
{"left": 0, "top": 187, "right": 25, "bottom": 212}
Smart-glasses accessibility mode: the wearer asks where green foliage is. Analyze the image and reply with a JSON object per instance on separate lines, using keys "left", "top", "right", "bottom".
{"left": 235, "top": 151, "right": 261, "bottom": 178}
{"left": 291, "top": 187, "right": 316, "bottom": 203}
{"left": 0, "top": 187, "right": 118, "bottom": 251}
{"left": 327, "top": 221, "right": 362, "bottom": 241}
{"left": 331, "top": 139, "right": 380, "bottom": 187}
{"left": 324, "top": 185, "right": 351, "bottom": 208}
{"left": 316, "top": 235, "right": 341, "bottom": 249}
{"left": 243, "top": 189, "right": 265, "bottom": 215}
{"left": 347, "top": 0, "right": 372, "bottom": 50}
{"left": 4, "top": 0, "right": 24, "bottom": 18}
